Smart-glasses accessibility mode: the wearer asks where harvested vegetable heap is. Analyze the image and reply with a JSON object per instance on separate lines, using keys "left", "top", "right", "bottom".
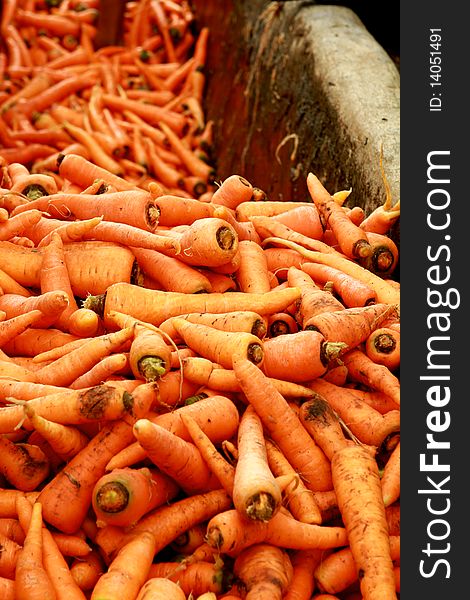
{"left": 0, "top": 1, "right": 401, "bottom": 599}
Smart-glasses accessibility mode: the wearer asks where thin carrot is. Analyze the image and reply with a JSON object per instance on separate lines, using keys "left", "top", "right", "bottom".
{"left": 69, "top": 353, "right": 128, "bottom": 389}
{"left": 70, "top": 550, "right": 105, "bottom": 593}
{"left": 262, "top": 237, "right": 400, "bottom": 305}
{"left": 0, "top": 309, "right": 44, "bottom": 347}
{"left": 233, "top": 357, "right": 332, "bottom": 492}
{"left": 342, "top": 347, "right": 400, "bottom": 405}
{"left": 284, "top": 549, "right": 323, "bottom": 600}
{"left": 331, "top": 444, "right": 397, "bottom": 600}
{"left": 14, "top": 501, "right": 56, "bottom": 600}
{"left": 0, "top": 532, "right": 21, "bottom": 579}
{"left": 308, "top": 378, "right": 400, "bottom": 448}
{"left": 233, "top": 543, "right": 293, "bottom": 600}
{"left": 160, "top": 311, "right": 267, "bottom": 341}
{"left": 159, "top": 121, "right": 214, "bottom": 180}
{"left": 381, "top": 442, "right": 400, "bottom": 507}
{"left": 0, "top": 290, "right": 69, "bottom": 328}
{"left": 91, "top": 467, "right": 179, "bottom": 528}
{"left": 132, "top": 418, "right": 221, "bottom": 494}
{"left": 206, "top": 508, "right": 348, "bottom": 556}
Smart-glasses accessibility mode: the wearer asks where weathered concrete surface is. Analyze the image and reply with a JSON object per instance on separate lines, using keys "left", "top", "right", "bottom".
{"left": 192, "top": 0, "right": 400, "bottom": 220}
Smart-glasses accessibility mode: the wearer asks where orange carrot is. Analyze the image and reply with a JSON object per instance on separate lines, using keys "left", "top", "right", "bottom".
{"left": 309, "top": 378, "right": 400, "bottom": 448}
{"left": 331, "top": 445, "right": 397, "bottom": 600}
{"left": 265, "top": 439, "right": 322, "bottom": 525}
{"left": 0, "top": 439, "right": 49, "bottom": 492}
{"left": 233, "top": 543, "right": 293, "bottom": 600}
{"left": 159, "top": 121, "right": 214, "bottom": 180}
{"left": 160, "top": 311, "right": 267, "bottom": 341}
{"left": 342, "top": 347, "right": 400, "bottom": 405}
{"left": 211, "top": 174, "right": 254, "bottom": 210}
{"left": 235, "top": 239, "right": 271, "bottom": 294}
{"left": 233, "top": 405, "right": 282, "bottom": 522}
{"left": 92, "top": 466, "right": 179, "bottom": 529}
{"left": 129, "top": 324, "right": 172, "bottom": 382}
{"left": 132, "top": 418, "right": 221, "bottom": 494}
{"left": 206, "top": 508, "right": 348, "bottom": 556}
{"left": 37, "top": 383, "right": 158, "bottom": 534}
{"left": 233, "top": 357, "right": 332, "bottom": 492}
{"left": 261, "top": 330, "right": 345, "bottom": 383}
{"left": 14, "top": 501, "right": 56, "bottom": 600}
{"left": 0, "top": 290, "right": 69, "bottom": 328}
{"left": 70, "top": 550, "right": 105, "bottom": 593}
{"left": 272, "top": 205, "right": 324, "bottom": 240}
{"left": 69, "top": 353, "right": 128, "bottom": 389}
{"left": 0, "top": 532, "right": 21, "bottom": 579}
{"left": 135, "top": 578, "right": 186, "bottom": 600}
{"left": 57, "top": 153, "right": 136, "bottom": 192}
{"left": 284, "top": 549, "right": 323, "bottom": 600}
{"left": 84, "top": 282, "right": 301, "bottom": 328}
{"left": 381, "top": 442, "right": 400, "bottom": 507}
{"left": 360, "top": 231, "right": 399, "bottom": 278}
{"left": 171, "top": 317, "right": 264, "bottom": 369}
{"left": 365, "top": 327, "right": 400, "bottom": 371}
{"left": 0, "top": 309, "right": 44, "bottom": 347}
{"left": 91, "top": 531, "right": 156, "bottom": 600}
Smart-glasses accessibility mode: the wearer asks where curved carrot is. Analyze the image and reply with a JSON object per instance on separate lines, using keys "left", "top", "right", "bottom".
{"left": 211, "top": 174, "right": 254, "bottom": 210}
{"left": 0, "top": 439, "right": 49, "bottom": 492}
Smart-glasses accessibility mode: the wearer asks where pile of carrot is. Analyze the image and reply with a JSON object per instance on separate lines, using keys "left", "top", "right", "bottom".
{"left": 0, "top": 1, "right": 401, "bottom": 599}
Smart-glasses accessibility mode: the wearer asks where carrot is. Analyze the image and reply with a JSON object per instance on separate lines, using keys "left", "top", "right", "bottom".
{"left": 0, "top": 518, "right": 25, "bottom": 544}
{"left": 233, "top": 357, "right": 332, "bottom": 492}
{"left": 0, "top": 309, "right": 45, "bottom": 347}
{"left": 212, "top": 204, "right": 261, "bottom": 244}
{"left": 34, "top": 326, "right": 135, "bottom": 387}
{"left": 304, "top": 303, "right": 396, "bottom": 350}
{"left": 233, "top": 405, "right": 281, "bottom": 522}
{"left": 147, "top": 560, "right": 226, "bottom": 596}
{"left": 359, "top": 231, "right": 399, "bottom": 278}
{"left": 262, "top": 237, "right": 400, "bottom": 305}
{"left": 171, "top": 523, "right": 208, "bottom": 554}
{"left": 70, "top": 550, "right": 105, "bottom": 593}
{"left": 91, "top": 467, "right": 179, "bottom": 529}
{"left": 84, "top": 282, "right": 301, "bottom": 329}
{"left": 343, "top": 386, "right": 399, "bottom": 415}
{"left": 131, "top": 247, "right": 211, "bottom": 293}
{"left": 150, "top": 193, "right": 215, "bottom": 226}
{"left": 233, "top": 543, "right": 293, "bottom": 600}
{"left": 0, "top": 576, "right": 14, "bottom": 600}
{"left": 360, "top": 190, "right": 400, "bottom": 235}
{"left": 132, "top": 418, "right": 221, "bottom": 494}
{"left": 135, "top": 578, "right": 186, "bottom": 600}
{"left": 57, "top": 153, "right": 136, "bottom": 192}
{"left": 68, "top": 353, "right": 128, "bottom": 389}
{"left": 200, "top": 269, "right": 237, "bottom": 292}
{"left": 105, "top": 394, "right": 240, "bottom": 470}
{"left": 0, "top": 438, "right": 49, "bottom": 492}
{"left": 14, "top": 501, "right": 56, "bottom": 600}
{"left": 272, "top": 205, "right": 324, "bottom": 240}
{"left": 365, "top": 327, "right": 400, "bottom": 371}
{"left": 381, "top": 442, "right": 400, "bottom": 507}
{"left": 342, "top": 347, "right": 400, "bottom": 405}
{"left": 287, "top": 267, "right": 345, "bottom": 326}
{"left": 67, "top": 308, "right": 102, "bottom": 338}
{"left": 171, "top": 317, "right": 264, "bottom": 369}
{"left": 331, "top": 445, "right": 397, "bottom": 600}
{"left": 160, "top": 311, "right": 267, "bottom": 341}
{"left": 211, "top": 174, "right": 254, "bottom": 210}
{"left": 235, "top": 240, "right": 271, "bottom": 294}
{"left": 23, "top": 405, "right": 89, "bottom": 462}
{"left": 179, "top": 412, "right": 235, "bottom": 495}
{"left": 97, "top": 488, "right": 232, "bottom": 561}
{"left": 309, "top": 378, "right": 400, "bottom": 448}
{"left": 306, "top": 173, "right": 371, "bottom": 259}
{"left": 206, "top": 508, "right": 348, "bottom": 556}
{"left": 0, "top": 290, "right": 69, "bottom": 328}
{"left": 261, "top": 330, "right": 345, "bottom": 383}
{"left": 265, "top": 439, "right": 322, "bottom": 525}
{"left": 129, "top": 324, "right": 171, "bottom": 382}
{"left": 159, "top": 121, "right": 214, "bottom": 180}
{"left": 91, "top": 531, "right": 156, "bottom": 600}
{"left": 37, "top": 383, "right": 158, "bottom": 534}
{"left": 0, "top": 532, "right": 21, "bottom": 579}
{"left": 314, "top": 536, "right": 400, "bottom": 595}
{"left": 284, "top": 549, "right": 322, "bottom": 600}
{"left": 31, "top": 335, "right": 102, "bottom": 365}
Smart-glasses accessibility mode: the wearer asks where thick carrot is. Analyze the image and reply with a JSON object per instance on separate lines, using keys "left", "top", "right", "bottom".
{"left": 233, "top": 357, "right": 332, "bottom": 492}
{"left": 135, "top": 578, "right": 186, "bottom": 600}
{"left": 206, "top": 508, "right": 348, "bottom": 555}
{"left": 233, "top": 543, "right": 293, "bottom": 600}
{"left": 37, "top": 383, "right": 158, "bottom": 534}
{"left": 57, "top": 153, "right": 136, "bottom": 191}
{"left": 150, "top": 193, "right": 215, "bottom": 226}
{"left": 0, "top": 290, "right": 69, "bottom": 328}
{"left": 235, "top": 239, "right": 271, "bottom": 294}
{"left": 261, "top": 330, "right": 345, "bottom": 383}
{"left": 211, "top": 174, "right": 254, "bottom": 210}
{"left": 129, "top": 324, "right": 172, "bottom": 381}
{"left": 0, "top": 439, "right": 49, "bottom": 492}
{"left": 84, "top": 282, "right": 301, "bottom": 328}
{"left": 91, "top": 531, "right": 156, "bottom": 600}
{"left": 171, "top": 317, "right": 264, "bottom": 369}
{"left": 331, "top": 445, "right": 397, "bottom": 600}
{"left": 233, "top": 406, "right": 282, "bottom": 522}
{"left": 91, "top": 467, "right": 179, "bottom": 528}
{"left": 14, "top": 501, "right": 56, "bottom": 600}
{"left": 365, "top": 327, "right": 400, "bottom": 371}
{"left": 132, "top": 418, "right": 221, "bottom": 494}
{"left": 272, "top": 205, "right": 324, "bottom": 240}
{"left": 0, "top": 209, "right": 42, "bottom": 241}
{"left": 304, "top": 303, "right": 397, "bottom": 350}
